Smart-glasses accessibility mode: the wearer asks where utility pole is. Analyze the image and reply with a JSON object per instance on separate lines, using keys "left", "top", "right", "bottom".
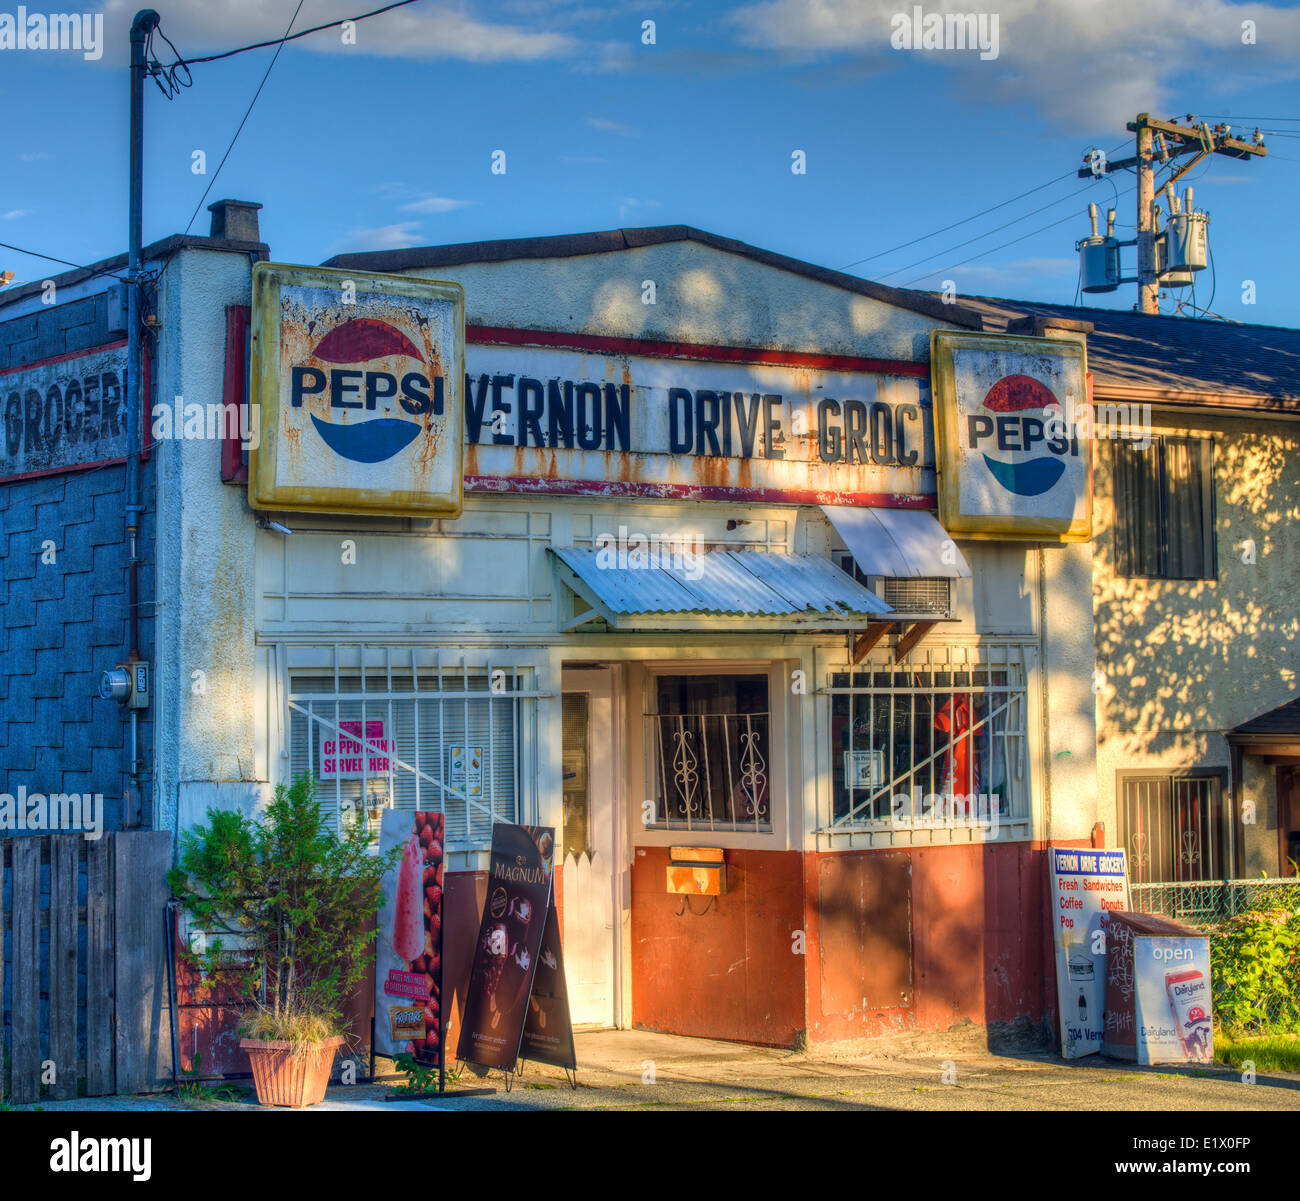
{"left": 125, "top": 9, "right": 159, "bottom": 822}
{"left": 1135, "top": 121, "right": 1157, "bottom": 315}
{"left": 1079, "top": 113, "right": 1267, "bottom": 315}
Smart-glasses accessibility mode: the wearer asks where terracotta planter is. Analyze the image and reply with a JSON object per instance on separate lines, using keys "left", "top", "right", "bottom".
{"left": 240, "top": 1035, "right": 345, "bottom": 1108}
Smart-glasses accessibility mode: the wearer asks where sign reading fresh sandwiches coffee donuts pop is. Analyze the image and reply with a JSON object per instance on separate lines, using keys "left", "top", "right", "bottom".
{"left": 375, "top": 810, "right": 445, "bottom": 1062}
{"left": 457, "top": 823, "right": 574, "bottom": 1074}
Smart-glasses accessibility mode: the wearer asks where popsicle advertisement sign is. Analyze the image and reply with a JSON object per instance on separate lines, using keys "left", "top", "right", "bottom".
{"left": 1049, "top": 847, "right": 1130, "bottom": 1058}
{"left": 375, "top": 810, "right": 445, "bottom": 1061}
{"left": 456, "top": 823, "right": 575, "bottom": 1074}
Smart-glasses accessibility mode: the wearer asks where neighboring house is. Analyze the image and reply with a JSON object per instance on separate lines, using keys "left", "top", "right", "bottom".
{"left": 968, "top": 297, "right": 1300, "bottom": 895}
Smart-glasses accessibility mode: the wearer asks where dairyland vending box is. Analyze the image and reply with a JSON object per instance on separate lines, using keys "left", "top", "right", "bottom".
{"left": 1103, "top": 911, "right": 1213, "bottom": 1065}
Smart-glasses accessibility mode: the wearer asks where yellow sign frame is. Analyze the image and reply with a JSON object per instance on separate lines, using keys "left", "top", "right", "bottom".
{"left": 248, "top": 262, "right": 465, "bottom": 518}
{"left": 930, "top": 329, "right": 1092, "bottom": 543}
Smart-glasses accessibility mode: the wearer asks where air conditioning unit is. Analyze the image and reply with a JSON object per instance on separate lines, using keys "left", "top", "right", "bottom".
{"left": 880, "top": 576, "right": 952, "bottom": 618}
{"left": 836, "top": 553, "right": 953, "bottom": 618}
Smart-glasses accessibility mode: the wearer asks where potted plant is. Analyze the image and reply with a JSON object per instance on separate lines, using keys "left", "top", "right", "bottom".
{"left": 169, "top": 773, "right": 397, "bottom": 1108}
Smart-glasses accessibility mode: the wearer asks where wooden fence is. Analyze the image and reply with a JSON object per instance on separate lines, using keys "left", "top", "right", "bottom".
{"left": 1, "top": 831, "right": 173, "bottom": 1103}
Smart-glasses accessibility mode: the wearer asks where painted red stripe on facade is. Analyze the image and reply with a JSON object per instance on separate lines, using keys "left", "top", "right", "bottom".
{"left": 466, "top": 325, "right": 930, "bottom": 378}
{"left": 465, "top": 474, "right": 936, "bottom": 508}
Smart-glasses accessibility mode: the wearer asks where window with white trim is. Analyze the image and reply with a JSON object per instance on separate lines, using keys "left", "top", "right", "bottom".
{"left": 824, "top": 649, "right": 1030, "bottom": 833}
{"left": 285, "top": 650, "right": 532, "bottom": 849}
{"left": 644, "top": 673, "right": 772, "bottom": 833}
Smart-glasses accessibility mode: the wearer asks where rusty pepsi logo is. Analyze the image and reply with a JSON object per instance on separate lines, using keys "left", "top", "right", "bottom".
{"left": 290, "top": 317, "right": 443, "bottom": 464}
{"left": 966, "top": 373, "right": 1078, "bottom": 497}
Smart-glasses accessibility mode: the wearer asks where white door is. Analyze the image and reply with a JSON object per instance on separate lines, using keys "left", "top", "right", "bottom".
{"left": 560, "top": 669, "right": 619, "bottom": 1028}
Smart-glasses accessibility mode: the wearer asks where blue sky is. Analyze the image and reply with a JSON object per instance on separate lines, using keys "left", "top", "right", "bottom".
{"left": 3, "top": 0, "right": 1300, "bottom": 326}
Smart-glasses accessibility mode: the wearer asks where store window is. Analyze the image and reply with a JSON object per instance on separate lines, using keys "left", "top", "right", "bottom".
{"left": 645, "top": 673, "right": 771, "bottom": 832}
{"left": 825, "top": 656, "right": 1029, "bottom": 832}
{"left": 1120, "top": 774, "right": 1227, "bottom": 884}
{"left": 1113, "top": 435, "right": 1216, "bottom": 580}
{"left": 287, "top": 658, "right": 525, "bottom": 849}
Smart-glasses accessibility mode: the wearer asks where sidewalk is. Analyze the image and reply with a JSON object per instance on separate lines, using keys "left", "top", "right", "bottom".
{"left": 14, "top": 1026, "right": 1300, "bottom": 1111}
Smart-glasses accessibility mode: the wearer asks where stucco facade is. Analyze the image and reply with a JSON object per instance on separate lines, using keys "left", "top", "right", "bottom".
{"left": 1092, "top": 405, "right": 1300, "bottom": 877}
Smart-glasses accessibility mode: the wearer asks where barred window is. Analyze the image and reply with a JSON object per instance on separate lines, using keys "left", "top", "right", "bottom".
{"left": 1121, "top": 774, "right": 1226, "bottom": 884}
{"left": 286, "top": 651, "right": 529, "bottom": 849}
{"left": 825, "top": 653, "right": 1029, "bottom": 832}
{"left": 645, "top": 673, "right": 771, "bottom": 833}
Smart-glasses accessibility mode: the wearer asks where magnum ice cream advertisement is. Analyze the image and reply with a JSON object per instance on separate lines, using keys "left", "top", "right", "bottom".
{"left": 375, "top": 810, "right": 445, "bottom": 1060}
{"left": 457, "top": 823, "right": 572, "bottom": 1073}
{"left": 519, "top": 899, "right": 577, "bottom": 1071}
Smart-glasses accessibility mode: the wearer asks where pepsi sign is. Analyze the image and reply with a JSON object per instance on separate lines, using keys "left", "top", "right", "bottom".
{"left": 930, "top": 330, "right": 1092, "bottom": 542}
{"left": 249, "top": 263, "right": 464, "bottom": 516}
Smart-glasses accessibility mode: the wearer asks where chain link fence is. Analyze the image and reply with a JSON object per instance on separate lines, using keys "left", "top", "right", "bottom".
{"left": 1131, "top": 879, "right": 1300, "bottom": 1035}
{"left": 1129, "top": 878, "right": 1300, "bottom": 929}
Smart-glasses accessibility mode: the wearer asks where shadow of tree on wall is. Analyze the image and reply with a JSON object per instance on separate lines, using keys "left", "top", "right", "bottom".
{"left": 1092, "top": 423, "right": 1300, "bottom": 757}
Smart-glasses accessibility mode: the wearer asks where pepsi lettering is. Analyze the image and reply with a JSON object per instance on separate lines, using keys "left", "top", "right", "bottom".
{"left": 291, "top": 365, "right": 442, "bottom": 416}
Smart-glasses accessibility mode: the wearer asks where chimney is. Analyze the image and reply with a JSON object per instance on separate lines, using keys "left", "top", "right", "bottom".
{"left": 1006, "top": 314, "right": 1094, "bottom": 339}
{"left": 207, "top": 199, "right": 263, "bottom": 243}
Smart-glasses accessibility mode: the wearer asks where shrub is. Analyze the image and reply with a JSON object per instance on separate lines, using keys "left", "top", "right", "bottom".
{"left": 1210, "top": 905, "right": 1300, "bottom": 1035}
{"left": 168, "top": 773, "right": 398, "bottom": 1046}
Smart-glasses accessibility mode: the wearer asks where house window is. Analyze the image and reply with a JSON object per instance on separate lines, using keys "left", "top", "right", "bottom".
{"left": 287, "top": 660, "right": 525, "bottom": 849}
{"left": 645, "top": 673, "right": 771, "bottom": 832}
{"left": 1121, "top": 775, "right": 1227, "bottom": 884}
{"left": 1113, "top": 435, "right": 1215, "bottom": 579}
{"left": 825, "top": 657, "right": 1029, "bottom": 831}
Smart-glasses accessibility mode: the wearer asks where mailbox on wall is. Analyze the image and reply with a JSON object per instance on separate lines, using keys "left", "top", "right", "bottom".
{"left": 667, "top": 847, "right": 726, "bottom": 895}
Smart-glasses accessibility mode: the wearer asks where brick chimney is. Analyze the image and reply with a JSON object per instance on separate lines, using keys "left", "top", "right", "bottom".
{"left": 207, "top": 199, "right": 263, "bottom": 243}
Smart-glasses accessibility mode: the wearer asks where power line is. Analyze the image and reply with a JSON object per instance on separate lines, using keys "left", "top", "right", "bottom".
{"left": 181, "top": 0, "right": 424, "bottom": 65}
{"left": 840, "top": 140, "right": 1130, "bottom": 274}
{"left": 899, "top": 184, "right": 1136, "bottom": 289}
{"left": 0, "top": 239, "right": 131, "bottom": 285}
{"left": 874, "top": 173, "right": 1122, "bottom": 283}
{"left": 152, "top": 2, "right": 305, "bottom": 291}
{"left": 839, "top": 170, "right": 1076, "bottom": 271}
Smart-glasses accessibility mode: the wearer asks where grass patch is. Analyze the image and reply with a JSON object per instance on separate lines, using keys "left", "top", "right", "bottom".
{"left": 1215, "top": 1031, "right": 1300, "bottom": 1073}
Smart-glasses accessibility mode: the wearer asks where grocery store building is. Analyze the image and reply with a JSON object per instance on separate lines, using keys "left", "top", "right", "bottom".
{"left": 2, "top": 210, "right": 1106, "bottom": 1053}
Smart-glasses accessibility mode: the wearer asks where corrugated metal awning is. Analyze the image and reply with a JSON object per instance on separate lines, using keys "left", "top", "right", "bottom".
{"left": 549, "top": 546, "right": 893, "bottom": 631}
{"left": 821, "top": 505, "right": 971, "bottom": 579}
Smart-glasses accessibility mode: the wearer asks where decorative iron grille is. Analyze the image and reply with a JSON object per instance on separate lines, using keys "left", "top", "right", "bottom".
{"left": 645, "top": 711, "right": 771, "bottom": 832}
{"left": 1121, "top": 775, "right": 1226, "bottom": 884}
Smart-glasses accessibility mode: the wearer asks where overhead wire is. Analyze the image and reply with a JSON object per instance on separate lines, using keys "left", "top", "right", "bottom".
{"left": 899, "top": 181, "right": 1137, "bottom": 289}
{"left": 180, "top": 0, "right": 424, "bottom": 65}
{"left": 842, "top": 139, "right": 1131, "bottom": 274}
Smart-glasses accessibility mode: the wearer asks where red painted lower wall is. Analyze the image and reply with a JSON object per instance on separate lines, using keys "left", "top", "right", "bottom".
{"left": 632, "top": 841, "right": 1078, "bottom": 1049}
{"left": 631, "top": 847, "right": 805, "bottom": 1046}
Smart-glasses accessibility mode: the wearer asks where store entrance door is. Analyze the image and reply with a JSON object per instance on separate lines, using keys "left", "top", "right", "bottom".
{"left": 560, "top": 668, "right": 620, "bottom": 1028}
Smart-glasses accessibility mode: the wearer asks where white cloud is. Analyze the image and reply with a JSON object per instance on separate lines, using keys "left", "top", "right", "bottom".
{"left": 586, "top": 116, "right": 638, "bottom": 136}
{"left": 399, "top": 195, "right": 472, "bottom": 214}
{"left": 18, "top": 152, "right": 49, "bottom": 162}
{"left": 2, "top": 209, "right": 33, "bottom": 220}
{"left": 617, "top": 196, "right": 663, "bottom": 221}
{"left": 340, "top": 222, "right": 424, "bottom": 251}
{"left": 727, "top": 0, "right": 1300, "bottom": 129}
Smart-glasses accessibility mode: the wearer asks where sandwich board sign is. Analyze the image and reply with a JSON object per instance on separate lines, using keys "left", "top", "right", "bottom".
{"left": 1049, "top": 847, "right": 1129, "bottom": 1058}
{"left": 248, "top": 262, "right": 465, "bottom": 517}
{"left": 931, "top": 329, "right": 1092, "bottom": 542}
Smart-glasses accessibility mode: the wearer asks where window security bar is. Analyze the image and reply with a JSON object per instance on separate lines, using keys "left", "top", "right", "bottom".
{"left": 645, "top": 711, "right": 772, "bottom": 833}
